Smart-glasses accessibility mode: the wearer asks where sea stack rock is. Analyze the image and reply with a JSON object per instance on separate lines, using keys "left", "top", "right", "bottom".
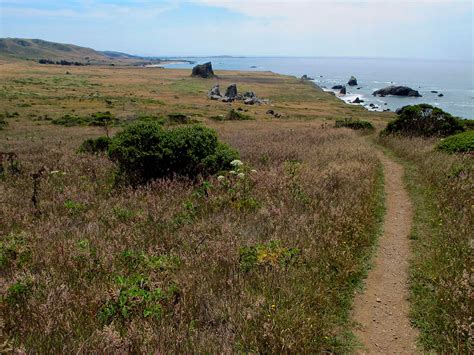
{"left": 353, "top": 97, "right": 363, "bottom": 103}
{"left": 332, "top": 85, "right": 344, "bottom": 90}
{"left": 340, "top": 86, "right": 347, "bottom": 95}
{"left": 347, "top": 76, "right": 358, "bottom": 86}
{"left": 225, "top": 84, "right": 238, "bottom": 99}
{"left": 301, "top": 74, "right": 314, "bottom": 80}
{"left": 372, "top": 86, "right": 422, "bottom": 97}
{"left": 191, "top": 62, "right": 215, "bottom": 78}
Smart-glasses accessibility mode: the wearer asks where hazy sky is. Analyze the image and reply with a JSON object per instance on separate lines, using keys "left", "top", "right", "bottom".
{"left": 1, "top": 0, "right": 472, "bottom": 60}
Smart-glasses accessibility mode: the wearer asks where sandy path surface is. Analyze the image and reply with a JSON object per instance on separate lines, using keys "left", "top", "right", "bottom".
{"left": 352, "top": 152, "right": 418, "bottom": 354}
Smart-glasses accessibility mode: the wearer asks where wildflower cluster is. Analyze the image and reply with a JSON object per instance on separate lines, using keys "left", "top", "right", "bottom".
{"left": 216, "top": 159, "right": 260, "bottom": 211}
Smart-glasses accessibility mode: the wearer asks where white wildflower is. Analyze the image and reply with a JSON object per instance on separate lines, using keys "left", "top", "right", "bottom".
{"left": 230, "top": 170, "right": 237, "bottom": 175}
{"left": 50, "top": 170, "right": 60, "bottom": 175}
{"left": 230, "top": 159, "right": 243, "bottom": 167}
{"left": 250, "top": 169, "right": 257, "bottom": 173}
{"left": 217, "top": 175, "right": 225, "bottom": 181}
{"left": 237, "top": 173, "right": 245, "bottom": 179}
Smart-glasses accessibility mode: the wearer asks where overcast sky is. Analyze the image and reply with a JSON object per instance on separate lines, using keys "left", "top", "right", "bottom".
{"left": 1, "top": 0, "right": 472, "bottom": 60}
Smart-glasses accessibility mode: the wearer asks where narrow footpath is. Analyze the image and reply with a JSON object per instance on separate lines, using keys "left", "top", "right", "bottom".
{"left": 353, "top": 151, "right": 418, "bottom": 354}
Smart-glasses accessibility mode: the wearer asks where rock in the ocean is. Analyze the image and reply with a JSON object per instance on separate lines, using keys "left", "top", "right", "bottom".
{"left": 438, "top": 93, "right": 444, "bottom": 97}
{"left": 347, "top": 76, "right": 358, "bottom": 86}
{"left": 225, "top": 84, "right": 238, "bottom": 99}
{"left": 301, "top": 74, "right": 314, "bottom": 80}
{"left": 340, "top": 86, "right": 347, "bottom": 95}
{"left": 332, "top": 85, "right": 344, "bottom": 90}
{"left": 353, "top": 97, "right": 364, "bottom": 104}
{"left": 208, "top": 84, "right": 221, "bottom": 98}
{"left": 191, "top": 62, "right": 215, "bottom": 78}
{"left": 372, "top": 86, "right": 422, "bottom": 97}
{"left": 431, "top": 90, "right": 438, "bottom": 94}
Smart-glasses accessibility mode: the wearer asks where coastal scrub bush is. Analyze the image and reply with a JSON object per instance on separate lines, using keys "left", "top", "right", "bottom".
{"left": 78, "top": 136, "right": 111, "bottom": 154}
{"left": 335, "top": 118, "right": 374, "bottom": 130}
{"left": 382, "top": 104, "right": 464, "bottom": 137}
{"left": 108, "top": 122, "right": 239, "bottom": 183}
{"left": 436, "top": 131, "right": 474, "bottom": 154}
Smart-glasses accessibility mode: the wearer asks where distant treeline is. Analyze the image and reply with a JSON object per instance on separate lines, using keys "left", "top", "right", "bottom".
{"left": 38, "top": 59, "right": 89, "bottom": 66}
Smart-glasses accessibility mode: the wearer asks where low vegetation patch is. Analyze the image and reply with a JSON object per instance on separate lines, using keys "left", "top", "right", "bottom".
{"left": 108, "top": 122, "right": 239, "bottom": 183}
{"left": 98, "top": 275, "right": 179, "bottom": 323}
{"left": 211, "top": 109, "right": 253, "bottom": 121}
{"left": 382, "top": 104, "right": 464, "bottom": 137}
{"left": 335, "top": 118, "right": 374, "bottom": 130}
{"left": 52, "top": 111, "right": 119, "bottom": 127}
{"left": 436, "top": 130, "right": 474, "bottom": 154}
{"left": 239, "top": 240, "right": 300, "bottom": 272}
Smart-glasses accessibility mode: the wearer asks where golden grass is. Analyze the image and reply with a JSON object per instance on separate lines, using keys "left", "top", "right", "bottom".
{"left": 0, "top": 61, "right": 387, "bottom": 352}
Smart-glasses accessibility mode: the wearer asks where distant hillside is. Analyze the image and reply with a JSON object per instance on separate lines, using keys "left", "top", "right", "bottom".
{"left": 0, "top": 38, "right": 158, "bottom": 65}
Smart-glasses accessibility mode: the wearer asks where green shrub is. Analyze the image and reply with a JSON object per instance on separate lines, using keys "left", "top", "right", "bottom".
{"left": 436, "top": 131, "right": 474, "bottom": 154}
{"left": 383, "top": 104, "right": 464, "bottom": 137}
{"left": 108, "top": 122, "right": 238, "bottom": 183}
{"left": 98, "top": 275, "right": 178, "bottom": 323}
{"left": 78, "top": 136, "right": 111, "bottom": 154}
{"left": 5, "top": 280, "right": 32, "bottom": 305}
{"left": 457, "top": 118, "right": 474, "bottom": 131}
{"left": 335, "top": 118, "right": 374, "bottom": 130}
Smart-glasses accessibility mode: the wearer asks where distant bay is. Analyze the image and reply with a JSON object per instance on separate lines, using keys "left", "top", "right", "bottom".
{"left": 162, "top": 57, "right": 473, "bottom": 119}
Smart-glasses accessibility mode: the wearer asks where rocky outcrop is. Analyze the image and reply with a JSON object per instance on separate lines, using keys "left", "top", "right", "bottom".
{"left": 208, "top": 84, "right": 221, "bottom": 99}
{"left": 301, "top": 74, "right": 314, "bottom": 80}
{"left": 340, "top": 86, "right": 347, "bottom": 95}
{"left": 372, "top": 86, "right": 422, "bottom": 97}
{"left": 207, "top": 84, "right": 268, "bottom": 105}
{"left": 191, "top": 62, "right": 215, "bottom": 78}
{"left": 332, "top": 85, "right": 344, "bottom": 90}
{"left": 353, "top": 97, "right": 364, "bottom": 104}
{"left": 225, "top": 84, "right": 238, "bottom": 99}
{"left": 348, "top": 76, "right": 358, "bottom": 86}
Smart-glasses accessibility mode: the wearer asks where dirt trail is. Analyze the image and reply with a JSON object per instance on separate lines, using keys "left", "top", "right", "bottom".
{"left": 353, "top": 152, "right": 418, "bottom": 354}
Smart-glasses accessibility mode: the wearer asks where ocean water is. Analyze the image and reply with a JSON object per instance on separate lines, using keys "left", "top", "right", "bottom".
{"left": 162, "top": 57, "right": 473, "bottom": 119}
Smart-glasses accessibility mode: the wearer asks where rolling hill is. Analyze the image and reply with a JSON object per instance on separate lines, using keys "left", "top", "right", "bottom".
{"left": 0, "top": 38, "right": 157, "bottom": 64}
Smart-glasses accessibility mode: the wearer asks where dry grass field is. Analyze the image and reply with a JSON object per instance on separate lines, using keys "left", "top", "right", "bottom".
{"left": 0, "top": 60, "right": 471, "bottom": 353}
{"left": 0, "top": 61, "right": 387, "bottom": 352}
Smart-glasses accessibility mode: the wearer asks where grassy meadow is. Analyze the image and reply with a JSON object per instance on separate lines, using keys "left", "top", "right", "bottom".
{"left": 0, "top": 59, "right": 471, "bottom": 353}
